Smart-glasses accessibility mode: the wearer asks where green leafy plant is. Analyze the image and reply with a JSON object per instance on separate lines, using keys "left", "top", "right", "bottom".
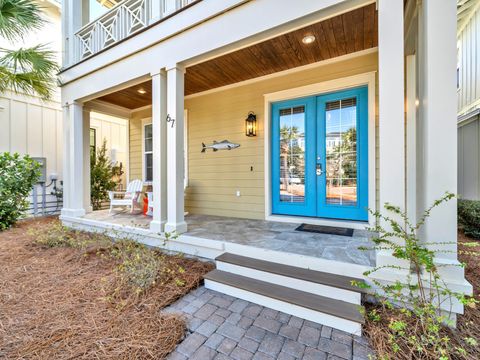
{"left": 357, "top": 193, "right": 478, "bottom": 359}
{"left": 0, "top": 152, "right": 40, "bottom": 230}
{"left": 0, "top": 0, "right": 58, "bottom": 100}
{"left": 458, "top": 199, "right": 480, "bottom": 239}
{"left": 90, "top": 139, "right": 124, "bottom": 210}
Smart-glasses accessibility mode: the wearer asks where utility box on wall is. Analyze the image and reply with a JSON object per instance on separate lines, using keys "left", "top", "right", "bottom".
{"left": 31, "top": 157, "right": 47, "bottom": 183}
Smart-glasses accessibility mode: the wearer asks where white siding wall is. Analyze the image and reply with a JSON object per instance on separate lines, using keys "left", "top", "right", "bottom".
{"left": 458, "top": 6, "right": 480, "bottom": 115}
{"left": 458, "top": 117, "right": 480, "bottom": 200}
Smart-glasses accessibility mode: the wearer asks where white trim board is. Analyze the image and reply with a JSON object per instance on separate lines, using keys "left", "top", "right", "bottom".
{"left": 263, "top": 71, "right": 377, "bottom": 227}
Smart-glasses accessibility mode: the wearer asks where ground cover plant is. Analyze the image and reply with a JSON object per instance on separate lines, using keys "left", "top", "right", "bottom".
{"left": 361, "top": 193, "right": 480, "bottom": 359}
{"left": 0, "top": 152, "right": 40, "bottom": 230}
{"left": 458, "top": 199, "right": 480, "bottom": 239}
{"left": 0, "top": 217, "right": 213, "bottom": 359}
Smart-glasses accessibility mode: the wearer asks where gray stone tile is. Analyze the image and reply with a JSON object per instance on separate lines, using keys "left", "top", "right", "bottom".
{"left": 353, "top": 341, "right": 374, "bottom": 359}
{"left": 226, "top": 312, "right": 242, "bottom": 325}
{"left": 195, "top": 303, "right": 218, "bottom": 320}
{"left": 303, "top": 347, "right": 328, "bottom": 360}
{"left": 317, "top": 338, "right": 352, "bottom": 359}
{"left": 252, "top": 352, "right": 275, "bottom": 360}
{"left": 331, "top": 330, "right": 352, "bottom": 346}
{"left": 218, "top": 337, "right": 237, "bottom": 355}
{"left": 231, "top": 346, "right": 254, "bottom": 360}
{"left": 288, "top": 316, "right": 304, "bottom": 329}
{"left": 258, "top": 333, "right": 285, "bottom": 357}
{"left": 245, "top": 326, "right": 266, "bottom": 342}
{"left": 211, "top": 296, "right": 234, "bottom": 309}
{"left": 304, "top": 320, "right": 323, "bottom": 330}
{"left": 205, "top": 333, "right": 225, "bottom": 349}
{"left": 196, "top": 321, "right": 219, "bottom": 337}
{"left": 238, "top": 337, "right": 260, "bottom": 353}
{"left": 279, "top": 324, "right": 301, "bottom": 341}
{"left": 215, "top": 308, "right": 232, "bottom": 318}
{"left": 183, "top": 303, "right": 200, "bottom": 315}
{"left": 214, "top": 354, "right": 231, "bottom": 360}
{"left": 277, "top": 312, "right": 291, "bottom": 324}
{"left": 253, "top": 316, "right": 282, "bottom": 334}
{"left": 217, "top": 322, "right": 246, "bottom": 342}
{"left": 260, "top": 308, "right": 279, "bottom": 319}
{"left": 298, "top": 326, "right": 321, "bottom": 347}
{"left": 243, "top": 304, "right": 263, "bottom": 319}
{"left": 176, "top": 333, "right": 207, "bottom": 357}
{"left": 229, "top": 299, "right": 250, "bottom": 313}
{"left": 238, "top": 316, "right": 254, "bottom": 329}
{"left": 187, "top": 317, "right": 205, "bottom": 332}
{"left": 281, "top": 339, "right": 306, "bottom": 357}
{"left": 209, "top": 314, "right": 227, "bottom": 326}
{"left": 190, "top": 345, "right": 217, "bottom": 360}
{"left": 166, "top": 351, "right": 187, "bottom": 360}
{"left": 278, "top": 352, "right": 296, "bottom": 360}
{"left": 320, "top": 326, "right": 333, "bottom": 339}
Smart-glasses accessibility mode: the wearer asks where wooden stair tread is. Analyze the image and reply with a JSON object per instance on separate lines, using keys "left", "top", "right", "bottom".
{"left": 216, "top": 253, "right": 366, "bottom": 293}
{"left": 205, "top": 269, "right": 365, "bottom": 324}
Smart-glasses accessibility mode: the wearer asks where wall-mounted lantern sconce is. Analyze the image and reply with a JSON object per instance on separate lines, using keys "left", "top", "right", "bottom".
{"left": 245, "top": 112, "right": 257, "bottom": 137}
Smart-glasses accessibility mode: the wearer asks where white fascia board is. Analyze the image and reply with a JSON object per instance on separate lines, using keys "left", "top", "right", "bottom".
{"left": 61, "top": 0, "right": 373, "bottom": 103}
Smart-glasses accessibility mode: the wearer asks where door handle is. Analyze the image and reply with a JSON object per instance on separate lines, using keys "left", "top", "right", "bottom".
{"left": 316, "top": 163, "right": 323, "bottom": 176}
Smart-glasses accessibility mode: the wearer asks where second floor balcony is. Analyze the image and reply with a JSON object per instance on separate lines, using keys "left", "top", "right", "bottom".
{"left": 70, "top": 0, "right": 198, "bottom": 65}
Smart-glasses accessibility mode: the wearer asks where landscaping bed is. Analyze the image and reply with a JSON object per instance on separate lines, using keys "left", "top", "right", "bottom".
{"left": 0, "top": 217, "right": 213, "bottom": 359}
{"left": 364, "top": 231, "right": 480, "bottom": 359}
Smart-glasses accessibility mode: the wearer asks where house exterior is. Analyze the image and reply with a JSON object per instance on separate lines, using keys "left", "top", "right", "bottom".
{"left": 457, "top": 0, "right": 480, "bottom": 200}
{"left": 0, "top": 0, "right": 128, "bottom": 215}
{"left": 59, "top": 0, "right": 471, "bottom": 334}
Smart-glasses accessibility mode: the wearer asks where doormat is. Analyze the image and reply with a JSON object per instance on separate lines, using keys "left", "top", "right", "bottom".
{"left": 295, "top": 223, "right": 354, "bottom": 237}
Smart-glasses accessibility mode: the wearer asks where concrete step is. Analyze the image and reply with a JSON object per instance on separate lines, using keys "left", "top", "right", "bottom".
{"left": 216, "top": 252, "right": 365, "bottom": 304}
{"left": 204, "top": 269, "right": 364, "bottom": 335}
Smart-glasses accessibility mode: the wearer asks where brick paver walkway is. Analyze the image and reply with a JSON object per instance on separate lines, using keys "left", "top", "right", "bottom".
{"left": 165, "top": 286, "right": 373, "bottom": 360}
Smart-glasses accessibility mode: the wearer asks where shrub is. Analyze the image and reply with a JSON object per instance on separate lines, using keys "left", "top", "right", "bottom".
{"left": 0, "top": 152, "right": 40, "bottom": 230}
{"left": 358, "top": 193, "right": 478, "bottom": 359}
{"left": 458, "top": 199, "right": 480, "bottom": 239}
{"left": 90, "top": 139, "right": 124, "bottom": 210}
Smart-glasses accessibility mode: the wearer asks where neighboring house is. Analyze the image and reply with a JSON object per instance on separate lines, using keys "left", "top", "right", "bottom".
{"left": 457, "top": 0, "right": 480, "bottom": 200}
{"left": 0, "top": 0, "right": 128, "bottom": 215}
{"left": 59, "top": 0, "right": 471, "bottom": 335}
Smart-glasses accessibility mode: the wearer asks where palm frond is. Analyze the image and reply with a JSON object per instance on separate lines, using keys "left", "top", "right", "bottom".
{"left": 0, "top": 0, "right": 45, "bottom": 42}
{"left": 0, "top": 45, "right": 59, "bottom": 100}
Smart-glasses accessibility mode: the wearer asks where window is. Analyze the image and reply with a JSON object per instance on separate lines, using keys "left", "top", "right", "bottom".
{"left": 88, "top": 0, "right": 118, "bottom": 22}
{"left": 90, "top": 128, "right": 96, "bottom": 158}
{"left": 144, "top": 123, "right": 153, "bottom": 182}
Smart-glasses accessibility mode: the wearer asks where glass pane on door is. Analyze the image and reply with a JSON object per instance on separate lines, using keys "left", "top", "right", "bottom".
{"left": 279, "top": 106, "right": 306, "bottom": 203}
{"left": 325, "top": 98, "right": 358, "bottom": 206}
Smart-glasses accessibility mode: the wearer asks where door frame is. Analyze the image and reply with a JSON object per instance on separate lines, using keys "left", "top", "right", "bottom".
{"left": 264, "top": 72, "right": 376, "bottom": 228}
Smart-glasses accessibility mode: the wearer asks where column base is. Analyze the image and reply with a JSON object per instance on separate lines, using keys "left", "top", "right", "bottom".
{"left": 60, "top": 208, "right": 86, "bottom": 218}
{"left": 164, "top": 221, "right": 188, "bottom": 234}
{"left": 150, "top": 219, "right": 166, "bottom": 234}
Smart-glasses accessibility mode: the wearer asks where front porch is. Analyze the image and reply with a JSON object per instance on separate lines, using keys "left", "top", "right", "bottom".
{"left": 81, "top": 210, "right": 375, "bottom": 267}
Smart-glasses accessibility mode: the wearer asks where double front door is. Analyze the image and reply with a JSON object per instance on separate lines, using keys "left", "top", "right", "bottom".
{"left": 271, "top": 86, "right": 368, "bottom": 221}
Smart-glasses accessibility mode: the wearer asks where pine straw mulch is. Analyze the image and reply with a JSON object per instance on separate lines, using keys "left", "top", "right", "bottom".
{"left": 363, "top": 231, "right": 480, "bottom": 359}
{"left": 0, "top": 217, "right": 214, "bottom": 360}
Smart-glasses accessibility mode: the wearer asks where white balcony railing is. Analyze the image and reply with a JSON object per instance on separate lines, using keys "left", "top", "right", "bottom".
{"left": 73, "top": 0, "right": 196, "bottom": 63}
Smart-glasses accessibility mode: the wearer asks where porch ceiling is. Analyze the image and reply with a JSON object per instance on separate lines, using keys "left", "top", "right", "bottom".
{"left": 96, "top": 3, "right": 377, "bottom": 109}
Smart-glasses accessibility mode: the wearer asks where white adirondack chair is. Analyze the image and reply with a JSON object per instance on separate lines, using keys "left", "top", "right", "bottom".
{"left": 108, "top": 179, "right": 143, "bottom": 213}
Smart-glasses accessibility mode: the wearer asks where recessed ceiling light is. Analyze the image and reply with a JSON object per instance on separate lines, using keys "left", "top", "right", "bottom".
{"left": 302, "top": 34, "right": 316, "bottom": 45}
{"left": 137, "top": 88, "right": 147, "bottom": 95}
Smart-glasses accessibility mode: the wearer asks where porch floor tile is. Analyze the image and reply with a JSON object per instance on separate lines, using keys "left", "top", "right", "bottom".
{"left": 82, "top": 211, "right": 375, "bottom": 266}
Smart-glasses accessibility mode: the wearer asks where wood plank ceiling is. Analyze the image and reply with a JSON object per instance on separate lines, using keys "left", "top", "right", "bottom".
{"left": 97, "top": 4, "right": 377, "bottom": 109}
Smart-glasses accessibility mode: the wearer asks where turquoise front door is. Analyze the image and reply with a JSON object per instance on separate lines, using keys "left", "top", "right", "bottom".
{"left": 271, "top": 86, "right": 369, "bottom": 221}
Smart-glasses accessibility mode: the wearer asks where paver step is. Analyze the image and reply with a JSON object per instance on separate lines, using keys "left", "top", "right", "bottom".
{"left": 215, "top": 252, "right": 365, "bottom": 304}
{"left": 204, "top": 269, "right": 364, "bottom": 335}
{"left": 216, "top": 252, "right": 366, "bottom": 292}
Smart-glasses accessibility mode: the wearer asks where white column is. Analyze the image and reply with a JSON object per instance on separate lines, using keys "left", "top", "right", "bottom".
{"left": 165, "top": 65, "right": 187, "bottom": 234}
{"left": 150, "top": 70, "right": 168, "bottom": 233}
{"left": 64, "top": 0, "right": 84, "bottom": 66}
{"left": 406, "top": 55, "right": 417, "bottom": 224}
{"left": 376, "top": 0, "right": 406, "bottom": 270}
{"left": 417, "top": 0, "right": 458, "bottom": 263}
{"left": 82, "top": 108, "right": 92, "bottom": 213}
{"left": 61, "top": 104, "right": 71, "bottom": 211}
{"left": 61, "top": 102, "right": 86, "bottom": 218}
